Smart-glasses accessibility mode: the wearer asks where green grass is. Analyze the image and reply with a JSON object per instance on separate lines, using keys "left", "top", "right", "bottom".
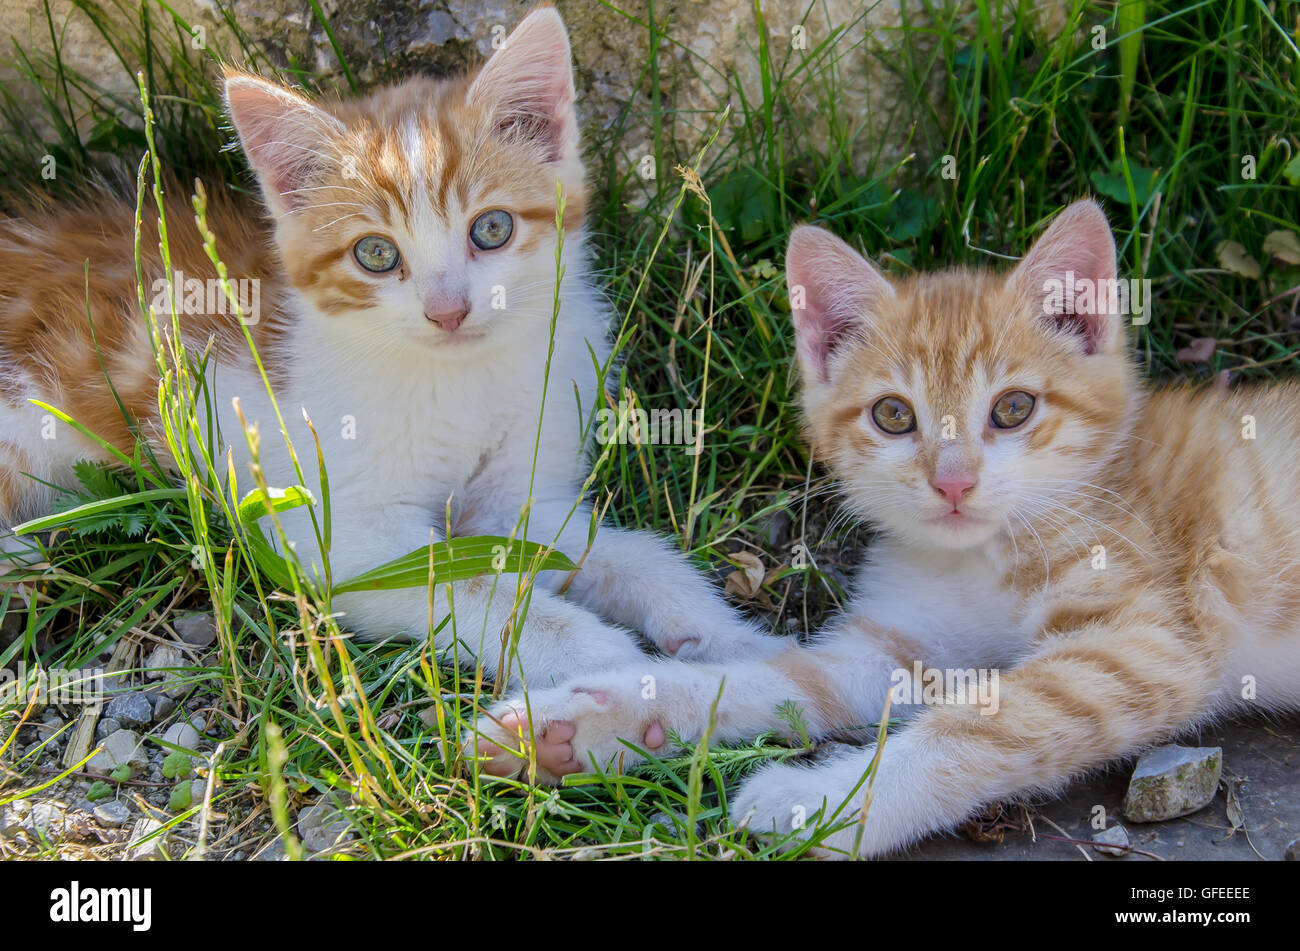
{"left": 0, "top": 0, "right": 1297, "bottom": 860}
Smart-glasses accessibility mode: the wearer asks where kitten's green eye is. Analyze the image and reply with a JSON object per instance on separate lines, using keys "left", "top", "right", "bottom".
{"left": 353, "top": 235, "right": 400, "bottom": 273}
{"left": 991, "top": 390, "right": 1036, "bottom": 429}
{"left": 871, "top": 396, "right": 916, "bottom": 435}
{"left": 469, "top": 210, "right": 514, "bottom": 251}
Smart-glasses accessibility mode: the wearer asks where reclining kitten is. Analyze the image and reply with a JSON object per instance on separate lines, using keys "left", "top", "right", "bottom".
{"left": 0, "top": 8, "right": 769, "bottom": 687}
{"left": 477, "top": 199, "right": 1300, "bottom": 855}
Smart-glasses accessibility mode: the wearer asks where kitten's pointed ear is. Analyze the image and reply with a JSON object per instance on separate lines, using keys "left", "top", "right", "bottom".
{"left": 1010, "top": 199, "right": 1121, "bottom": 354}
{"left": 468, "top": 8, "right": 578, "bottom": 162}
{"left": 224, "top": 71, "right": 346, "bottom": 217}
{"left": 786, "top": 226, "right": 893, "bottom": 382}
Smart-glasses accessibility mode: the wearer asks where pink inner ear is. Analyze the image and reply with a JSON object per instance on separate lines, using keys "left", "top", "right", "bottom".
{"left": 786, "top": 227, "right": 891, "bottom": 381}
{"left": 1013, "top": 200, "right": 1119, "bottom": 354}
{"left": 225, "top": 78, "right": 342, "bottom": 213}
{"left": 469, "top": 9, "right": 577, "bottom": 162}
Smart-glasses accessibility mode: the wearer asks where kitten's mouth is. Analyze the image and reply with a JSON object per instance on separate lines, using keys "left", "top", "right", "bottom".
{"left": 434, "top": 327, "right": 488, "bottom": 345}
{"left": 933, "top": 509, "right": 984, "bottom": 526}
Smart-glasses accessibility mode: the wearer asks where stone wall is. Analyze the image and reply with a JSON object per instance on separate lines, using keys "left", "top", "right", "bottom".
{"left": 0, "top": 1, "right": 1068, "bottom": 174}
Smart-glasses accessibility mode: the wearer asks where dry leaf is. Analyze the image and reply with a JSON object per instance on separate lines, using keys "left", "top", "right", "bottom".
{"left": 1263, "top": 229, "right": 1300, "bottom": 265}
{"left": 1216, "top": 240, "right": 1261, "bottom": 279}
{"left": 1215, "top": 776, "right": 1247, "bottom": 844}
{"left": 723, "top": 551, "right": 766, "bottom": 601}
{"left": 1174, "top": 337, "right": 1217, "bottom": 363}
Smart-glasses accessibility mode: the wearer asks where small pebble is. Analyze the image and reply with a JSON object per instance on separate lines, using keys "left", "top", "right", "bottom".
{"left": 104, "top": 692, "right": 153, "bottom": 730}
{"left": 174, "top": 612, "right": 218, "bottom": 648}
{"left": 159, "top": 722, "right": 201, "bottom": 750}
{"left": 93, "top": 800, "right": 131, "bottom": 827}
{"left": 1090, "top": 824, "right": 1130, "bottom": 857}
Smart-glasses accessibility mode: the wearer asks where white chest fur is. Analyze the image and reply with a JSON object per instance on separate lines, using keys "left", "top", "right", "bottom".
{"left": 850, "top": 536, "right": 1028, "bottom": 667}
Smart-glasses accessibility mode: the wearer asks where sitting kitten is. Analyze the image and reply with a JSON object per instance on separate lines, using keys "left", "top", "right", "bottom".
{"left": 478, "top": 200, "right": 1300, "bottom": 856}
{"left": 0, "top": 9, "right": 769, "bottom": 687}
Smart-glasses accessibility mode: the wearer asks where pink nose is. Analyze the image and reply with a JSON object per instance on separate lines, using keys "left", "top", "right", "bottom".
{"left": 427, "top": 308, "right": 467, "bottom": 332}
{"left": 931, "top": 476, "right": 977, "bottom": 510}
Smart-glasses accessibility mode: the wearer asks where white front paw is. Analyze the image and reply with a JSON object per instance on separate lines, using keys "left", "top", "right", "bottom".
{"left": 731, "top": 760, "right": 861, "bottom": 858}
{"left": 671, "top": 625, "right": 783, "bottom": 664}
{"left": 732, "top": 743, "right": 929, "bottom": 859}
{"left": 471, "top": 675, "right": 670, "bottom": 784}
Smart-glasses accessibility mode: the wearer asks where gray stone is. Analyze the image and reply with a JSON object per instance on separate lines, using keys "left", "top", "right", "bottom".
{"left": 158, "top": 722, "right": 201, "bottom": 750}
{"left": 104, "top": 692, "right": 153, "bottom": 729}
{"left": 150, "top": 694, "right": 176, "bottom": 721}
{"left": 1090, "top": 824, "right": 1131, "bottom": 857}
{"left": 1286, "top": 838, "right": 1299, "bottom": 861}
{"left": 173, "top": 612, "right": 217, "bottom": 648}
{"left": 26, "top": 801, "right": 68, "bottom": 838}
{"left": 0, "top": 803, "right": 21, "bottom": 837}
{"left": 252, "top": 838, "right": 289, "bottom": 862}
{"left": 1122, "top": 745, "right": 1222, "bottom": 823}
{"left": 92, "top": 800, "right": 131, "bottom": 827}
{"left": 86, "top": 728, "right": 146, "bottom": 775}
{"left": 145, "top": 644, "right": 184, "bottom": 681}
{"left": 94, "top": 716, "right": 121, "bottom": 739}
{"left": 298, "top": 800, "right": 354, "bottom": 854}
{"left": 127, "top": 818, "right": 169, "bottom": 860}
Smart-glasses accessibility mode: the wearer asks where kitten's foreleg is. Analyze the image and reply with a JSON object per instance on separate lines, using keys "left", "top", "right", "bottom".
{"left": 475, "top": 628, "right": 917, "bottom": 782}
{"left": 732, "top": 617, "right": 1215, "bottom": 857}
{"left": 558, "top": 524, "right": 781, "bottom": 662}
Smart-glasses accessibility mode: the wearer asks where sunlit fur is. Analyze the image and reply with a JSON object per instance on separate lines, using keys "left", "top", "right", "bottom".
{"left": 0, "top": 8, "right": 772, "bottom": 690}
{"left": 482, "top": 200, "right": 1300, "bottom": 856}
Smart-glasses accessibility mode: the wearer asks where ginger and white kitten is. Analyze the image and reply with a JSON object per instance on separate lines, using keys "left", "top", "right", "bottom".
{"left": 478, "top": 200, "right": 1300, "bottom": 856}
{"left": 0, "top": 9, "right": 770, "bottom": 687}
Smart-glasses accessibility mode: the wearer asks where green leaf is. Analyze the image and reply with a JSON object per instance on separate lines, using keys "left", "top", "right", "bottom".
{"left": 161, "top": 750, "right": 193, "bottom": 779}
{"left": 334, "top": 536, "right": 576, "bottom": 594}
{"left": 1116, "top": 0, "right": 1146, "bottom": 123}
{"left": 86, "top": 781, "right": 113, "bottom": 802}
{"left": 1284, "top": 154, "right": 1300, "bottom": 187}
{"left": 109, "top": 764, "right": 131, "bottom": 783}
{"left": 167, "top": 782, "right": 192, "bottom": 812}
{"left": 72, "top": 459, "right": 125, "bottom": 498}
{"left": 12, "top": 487, "right": 186, "bottom": 535}
{"left": 887, "top": 190, "right": 942, "bottom": 242}
{"left": 235, "top": 487, "right": 575, "bottom": 593}
{"left": 235, "top": 486, "right": 317, "bottom": 589}
{"left": 1090, "top": 161, "right": 1158, "bottom": 206}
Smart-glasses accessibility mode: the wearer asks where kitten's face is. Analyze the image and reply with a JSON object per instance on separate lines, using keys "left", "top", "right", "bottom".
{"left": 788, "top": 202, "right": 1140, "bottom": 551}
{"left": 224, "top": 8, "right": 583, "bottom": 354}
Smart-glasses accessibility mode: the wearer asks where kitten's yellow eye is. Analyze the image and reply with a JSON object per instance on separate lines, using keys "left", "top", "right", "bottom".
{"left": 354, "top": 235, "right": 400, "bottom": 273}
{"left": 871, "top": 396, "right": 916, "bottom": 435}
{"left": 991, "top": 390, "right": 1036, "bottom": 429}
{"left": 469, "top": 210, "right": 514, "bottom": 251}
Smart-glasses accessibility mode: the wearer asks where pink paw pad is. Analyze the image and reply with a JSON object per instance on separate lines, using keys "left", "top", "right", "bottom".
{"left": 664, "top": 636, "right": 700, "bottom": 656}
